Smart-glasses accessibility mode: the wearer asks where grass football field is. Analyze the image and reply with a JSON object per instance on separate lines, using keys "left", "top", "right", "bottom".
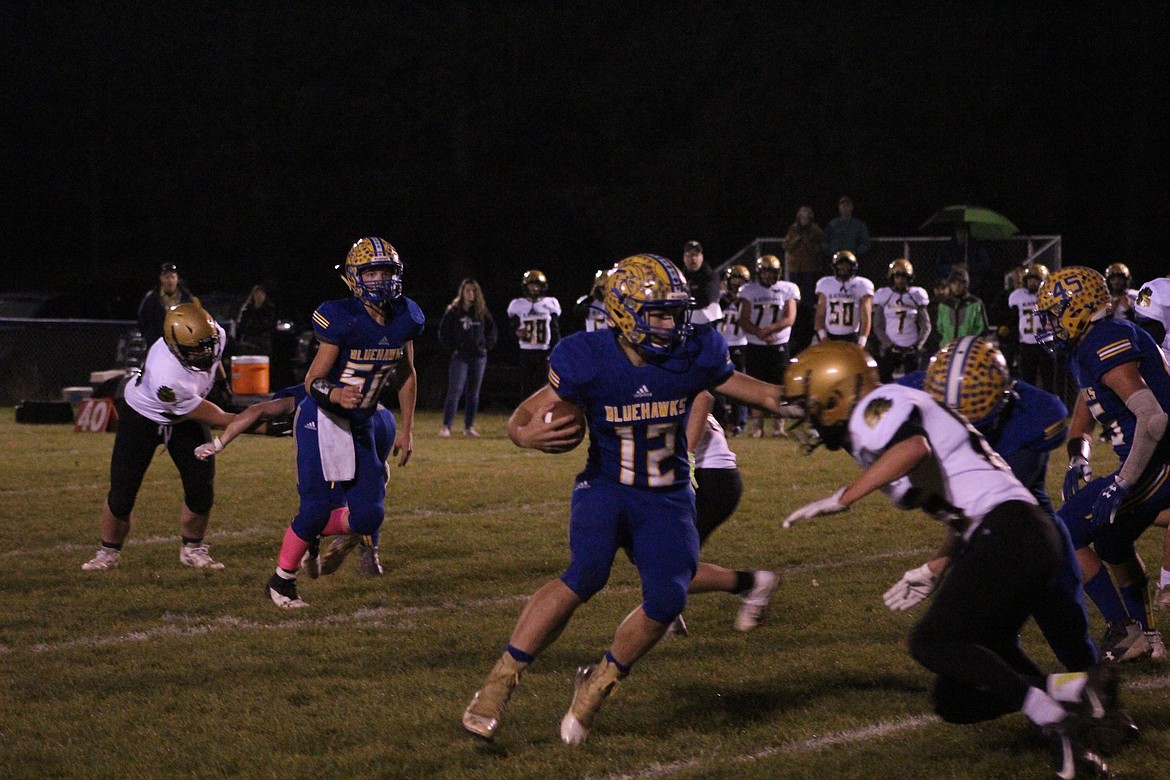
{"left": 1, "top": 407, "right": 1168, "bottom": 778}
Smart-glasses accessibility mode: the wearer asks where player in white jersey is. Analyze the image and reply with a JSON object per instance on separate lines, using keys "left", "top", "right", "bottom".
{"left": 717, "top": 264, "right": 751, "bottom": 434}
{"left": 82, "top": 303, "right": 235, "bottom": 572}
{"left": 814, "top": 250, "right": 874, "bottom": 346}
{"left": 572, "top": 268, "right": 611, "bottom": 333}
{"left": 871, "top": 258, "right": 931, "bottom": 382}
{"left": 1009, "top": 264, "right": 1056, "bottom": 391}
{"left": 779, "top": 341, "right": 1121, "bottom": 779}
{"left": 736, "top": 255, "right": 799, "bottom": 436}
{"left": 1105, "top": 263, "right": 1139, "bottom": 321}
{"left": 508, "top": 269, "right": 562, "bottom": 400}
{"left": 1135, "top": 274, "right": 1170, "bottom": 363}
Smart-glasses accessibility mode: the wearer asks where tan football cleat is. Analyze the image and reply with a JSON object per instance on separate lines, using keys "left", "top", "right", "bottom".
{"left": 462, "top": 654, "right": 526, "bottom": 740}
{"left": 560, "top": 657, "right": 624, "bottom": 745}
{"left": 319, "top": 534, "right": 362, "bottom": 576}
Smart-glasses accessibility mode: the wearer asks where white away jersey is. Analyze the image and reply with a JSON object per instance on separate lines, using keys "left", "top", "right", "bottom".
{"left": 737, "top": 280, "right": 800, "bottom": 346}
{"left": 1111, "top": 289, "right": 1139, "bottom": 320}
{"left": 124, "top": 325, "right": 227, "bottom": 424}
{"left": 1136, "top": 278, "right": 1170, "bottom": 360}
{"left": 693, "top": 413, "right": 738, "bottom": 470}
{"left": 1008, "top": 287, "right": 1041, "bottom": 345}
{"left": 508, "top": 295, "right": 562, "bottom": 350}
{"left": 718, "top": 294, "right": 747, "bottom": 347}
{"left": 872, "top": 286, "right": 929, "bottom": 348}
{"left": 848, "top": 384, "right": 1035, "bottom": 535}
{"left": 816, "top": 275, "right": 875, "bottom": 336}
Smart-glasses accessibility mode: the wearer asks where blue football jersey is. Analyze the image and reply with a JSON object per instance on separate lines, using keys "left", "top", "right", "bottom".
{"left": 310, "top": 296, "right": 425, "bottom": 422}
{"left": 1069, "top": 317, "right": 1170, "bottom": 461}
{"left": 897, "top": 372, "right": 1066, "bottom": 457}
{"left": 549, "top": 325, "right": 734, "bottom": 489}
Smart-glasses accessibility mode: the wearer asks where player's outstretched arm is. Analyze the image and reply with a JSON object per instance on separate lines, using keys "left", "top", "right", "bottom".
{"left": 392, "top": 341, "right": 417, "bottom": 467}
{"left": 194, "top": 396, "right": 296, "bottom": 460}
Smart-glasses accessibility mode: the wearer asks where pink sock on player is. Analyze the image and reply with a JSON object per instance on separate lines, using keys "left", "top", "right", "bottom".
{"left": 322, "top": 507, "right": 350, "bottom": 537}
{"left": 277, "top": 526, "right": 312, "bottom": 573}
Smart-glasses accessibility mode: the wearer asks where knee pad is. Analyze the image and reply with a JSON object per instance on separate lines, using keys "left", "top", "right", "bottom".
{"left": 107, "top": 487, "right": 135, "bottom": 519}
{"left": 184, "top": 482, "right": 214, "bottom": 515}
{"left": 641, "top": 577, "right": 689, "bottom": 624}
{"left": 346, "top": 505, "right": 384, "bottom": 536}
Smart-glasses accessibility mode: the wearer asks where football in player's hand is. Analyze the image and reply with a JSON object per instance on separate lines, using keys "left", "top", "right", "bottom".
{"left": 541, "top": 400, "right": 586, "bottom": 454}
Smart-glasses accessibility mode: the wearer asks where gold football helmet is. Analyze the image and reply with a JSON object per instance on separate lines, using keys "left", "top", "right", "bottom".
{"left": 522, "top": 269, "right": 548, "bottom": 299}
{"left": 923, "top": 337, "right": 1011, "bottom": 427}
{"left": 756, "top": 255, "right": 783, "bottom": 280}
{"left": 604, "top": 254, "right": 692, "bottom": 357}
{"left": 783, "top": 341, "right": 879, "bottom": 450}
{"left": 887, "top": 258, "right": 914, "bottom": 280}
{"left": 726, "top": 264, "right": 752, "bottom": 285}
{"left": 1023, "top": 264, "right": 1050, "bottom": 285}
{"left": 343, "top": 237, "right": 403, "bottom": 306}
{"left": 163, "top": 303, "right": 219, "bottom": 371}
{"left": 1104, "top": 262, "right": 1130, "bottom": 282}
{"left": 1035, "top": 266, "right": 1110, "bottom": 353}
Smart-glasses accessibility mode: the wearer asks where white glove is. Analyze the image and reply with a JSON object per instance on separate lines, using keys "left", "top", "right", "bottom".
{"left": 857, "top": 334, "right": 867, "bottom": 348}
{"left": 816, "top": 330, "right": 828, "bottom": 343}
{"left": 194, "top": 436, "right": 224, "bottom": 460}
{"left": 883, "top": 563, "right": 938, "bottom": 611}
{"left": 782, "top": 488, "right": 848, "bottom": 528}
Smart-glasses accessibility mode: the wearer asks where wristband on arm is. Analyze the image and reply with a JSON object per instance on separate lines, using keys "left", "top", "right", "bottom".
{"left": 310, "top": 378, "right": 339, "bottom": 405}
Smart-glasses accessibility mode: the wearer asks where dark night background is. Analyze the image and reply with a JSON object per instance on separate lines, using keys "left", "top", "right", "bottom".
{"left": 3, "top": 3, "right": 1166, "bottom": 329}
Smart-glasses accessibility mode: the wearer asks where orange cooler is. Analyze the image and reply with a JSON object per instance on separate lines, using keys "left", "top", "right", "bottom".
{"left": 231, "top": 355, "right": 270, "bottom": 395}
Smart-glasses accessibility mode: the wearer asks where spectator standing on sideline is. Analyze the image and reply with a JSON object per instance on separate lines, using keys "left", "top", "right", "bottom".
{"left": 82, "top": 303, "right": 233, "bottom": 572}
{"left": 782, "top": 205, "right": 825, "bottom": 306}
{"left": 265, "top": 237, "right": 422, "bottom": 609}
{"left": 737, "top": 255, "right": 799, "bottom": 437}
{"left": 937, "top": 224, "right": 993, "bottom": 302}
{"left": 138, "top": 262, "right": 200, "bottom": 346}
{"left": 461, "top": 253, "right": 796, "bottom": 745}
{"left": 717, "top": 264, "right": 751, "bottom": 434}
{"left": 235, "top": 284, "right": 276, "bottom": 356}
{"left": 934, "top": 269, "right": 989, "bottom": 344}
{"left": 822, "top": 196, "right": 871, "bottom": 275}
{"left": 1106, "top": 263, "right": 1138, "bottom": 321}
{"left": 922, "top": 277, "right": 953, "bottom": 357}
{"left": 681, "top": 240, "right": 722, "bottom": 325}
{"left": 814, "top": 250, "right": 874, "bottom": 346}
{"left": 871, "top": 258, "right": 930, "bottom": 382}
{"left": 438, "top": 278, "right": 498, "bottom": 438}
{"left": 1009, "top": 265, "right": 1055, "bottom": 391}
{"left": 507, "top": 269, "right": 561, "bottom": 402}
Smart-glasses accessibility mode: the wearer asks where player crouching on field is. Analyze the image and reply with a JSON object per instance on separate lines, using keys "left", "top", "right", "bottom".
{"left": 780, "top": 341, "right": 1129, "bottom": 779}
{"left": 83, "top": 303, "right": 235, "bottom": 572}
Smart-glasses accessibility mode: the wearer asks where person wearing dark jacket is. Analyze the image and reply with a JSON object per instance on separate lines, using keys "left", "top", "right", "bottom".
{"left": 682, "top": 240, "right": 722, "bottom": 324}
{"left": 235, "top": 284, "right": 277, "bottom": 356}
{"left": 438, "top": 279, "right": 498, "bottom": 438}
{"left": 137, "top": 262, "right": 199, "bottom": 346}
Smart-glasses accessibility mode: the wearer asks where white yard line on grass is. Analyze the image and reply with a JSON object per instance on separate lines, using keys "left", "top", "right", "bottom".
{"left": 2, "top": 548, "right": 933, "bottom": 655}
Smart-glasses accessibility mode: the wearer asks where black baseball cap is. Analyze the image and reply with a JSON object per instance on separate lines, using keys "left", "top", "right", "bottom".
{"left": 683, "top": 240, "right": 702, "bottom": 254}
{"left": 159, "top": 262, "right": 179, "bottom": 274}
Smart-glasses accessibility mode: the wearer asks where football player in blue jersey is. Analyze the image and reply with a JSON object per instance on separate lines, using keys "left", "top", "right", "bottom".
{"left": 194, "top": 384, "right": 396, "bottom": 577}
{"left": 462, "top": 253, "right": 793, "bottom": 745}
{"left": 265, "top": 237, "right": 424, "bottom": 608}
{"left": 896, "top": 337, "right": 1098, "bottom": 673}
{"left": 1037, "top": 266, "right": 1170, "bottom": 663}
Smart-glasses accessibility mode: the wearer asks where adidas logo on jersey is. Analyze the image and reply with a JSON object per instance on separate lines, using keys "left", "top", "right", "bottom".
{"left": 303, "top": 421, "right": 317, "bottom": 431}
{"left": 634, "top": 385, "right": 653, "bottom": 398}
{"left": 378, "top": 337, "right": 390, "bottom": 346}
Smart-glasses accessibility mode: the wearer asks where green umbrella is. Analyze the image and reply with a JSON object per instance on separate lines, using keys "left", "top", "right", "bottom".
{"left": 919, "top": 205, "right": 1019, "bottom": 240}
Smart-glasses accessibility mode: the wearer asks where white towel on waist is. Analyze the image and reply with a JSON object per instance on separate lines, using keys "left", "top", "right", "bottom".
{"left": 317, "top": 407, "right": 356, "bottom": 482}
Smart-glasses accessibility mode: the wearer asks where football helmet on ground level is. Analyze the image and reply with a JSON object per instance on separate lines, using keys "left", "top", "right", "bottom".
{"left": 522, "top": 269, "right": 548, "bottom": 299}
